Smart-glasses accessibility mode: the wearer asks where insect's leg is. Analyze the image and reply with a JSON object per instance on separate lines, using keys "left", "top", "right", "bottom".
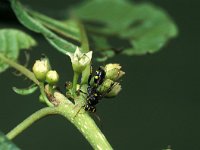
{"left": 100, "top": 82, "right": 117, "bottom": 98}
{"left": 87, "top": 65, "right": 93, "bottom": 86}
{"left": 93, "top": 112, "right": 102, "bottom": 127}
{"left": 106, "top": 82, "right": 116, "bottom": 93}
{"left": 76, "top": 84, "right": 87, "bottom": 96}
{"left": 73, "top": 104, "right": 85, "bottom": 118}
{"left": 79, "top": 89, "right": 87, "bottom": 95}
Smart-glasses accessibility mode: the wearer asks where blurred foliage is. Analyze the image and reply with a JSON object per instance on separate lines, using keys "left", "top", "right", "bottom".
{"left": 0, "top": 29, "right": 36, "bottom": 73}
{"left": 10, "top": 0, "right": 77, "bottom": 54}
{"left": 9, "top": 0, "right": 177, "bottom": 62}
{"left": 73, "top": 0, "right": 178, "bottom": 60}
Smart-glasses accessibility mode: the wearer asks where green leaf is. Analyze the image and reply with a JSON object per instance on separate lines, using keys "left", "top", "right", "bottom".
{"left": 27, "top": 10, "right": 81, "bottom": 42}
{"left": 10, "top": 0, "right": 77, "bottom": 54}
{"left": 0, "top": 29, "right": 36, "bottom": 73}
{"left": 74, "top": 0, "right": 178, "bottom": 56}
{"left": 12, "top": 84, "right": 38, "bottom": 95}
{"left": 0, "top": 131, "right": 20, "bottom": 150}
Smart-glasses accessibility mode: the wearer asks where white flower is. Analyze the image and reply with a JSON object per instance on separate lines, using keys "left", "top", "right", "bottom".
{"left": 66, "top": 47, "right": 92, "bottom": 73}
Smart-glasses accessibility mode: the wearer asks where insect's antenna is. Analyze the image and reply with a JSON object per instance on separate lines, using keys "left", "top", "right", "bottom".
{"left": 78, "top": 89, "right": 87, "bottom": 98}
{"left": 73, "top": 105, "right": 84, "bottom": 118}
{"left": 87, "top": 64, "right": 93, "bottom": 86}
{"left": 93, "top": 112, "right": 103, "bottom": 128}
{"left": 23, "top": 51, "right": 30, "bottom": 68}
{"left": 81, "top": 53, "right": 90, "bottom": 59}
{"left": 12, "top": 51, "right": 30, "bottom": 76}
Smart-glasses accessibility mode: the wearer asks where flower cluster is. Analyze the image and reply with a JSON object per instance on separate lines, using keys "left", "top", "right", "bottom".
{"left": 98, "top": 64, "right": 125, "bottom": 97}
{"left": 32, "top": 47, "right": 124, "bottom": 102}
{"left": 32, "top": 57, "right": 59, "bottom": 85}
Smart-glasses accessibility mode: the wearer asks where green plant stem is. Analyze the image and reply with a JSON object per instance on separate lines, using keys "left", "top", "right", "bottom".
{"left": 6, "top": 92, "right": 113, "bottom": 149}
{"left": 51, "top": 92, "right": 113, "bottom": 149}
{"left": 77, "top": 20, "right": 89, "bottom": 52}
{"left": 39, "top": 82, "right": 54, "bottom": 107}
{"left": 72, "top": 72, "right": 79, "bottom": 96}
{"left": 0, "top": 53, "right": 39, "bottom": 85}
{"left": 6, "top": 107, "right": 58, "bottom": 140}
{"left": 77, "top": 20, "right": 91, "bottom": 85}
{"left": 58, "top": 106, "right": 112, "bottom": 150}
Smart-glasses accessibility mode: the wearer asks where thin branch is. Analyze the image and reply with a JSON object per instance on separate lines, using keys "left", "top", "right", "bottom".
{"left": 0, "top": 53, "right": 39, "bottom": 85}
{"left": 6, "top": 107, "right": 58, "bottom": 140}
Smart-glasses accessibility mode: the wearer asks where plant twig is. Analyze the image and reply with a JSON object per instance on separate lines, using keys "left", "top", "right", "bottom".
{"left": 72, "top": 72, "right": 79, "bottom": 97}
{"left": 6, "top": 91, "right": 113, "bottom": 149}
{"left": 53, "top": 92, "right": 113, "bottom": 150}
{"left": 39, "top": 82, "right": 54, "bottom": 107}
{"left": 0, "top": 53, "right": 39, "bottom": 85}
{"left": 6, "top": 107, "right": 58, "bottom": 140}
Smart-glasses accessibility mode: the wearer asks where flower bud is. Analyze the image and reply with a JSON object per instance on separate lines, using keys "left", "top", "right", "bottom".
{"left": 98, "top": 79, "right": 122, "bottom": 97}
{"left": 46, "top": 70, "right": 59, "bottom": 85}
{"left": 98, "top": 79, "right": 114, "bottom": 93}
{"left": 106, "top": 82, "right": 121, "bottom": 97}
{"left": 105, "top": 64, "right": 125, "bottom": 81}
{"left": 32, "top": 59, "right": 50, "bottom": 81}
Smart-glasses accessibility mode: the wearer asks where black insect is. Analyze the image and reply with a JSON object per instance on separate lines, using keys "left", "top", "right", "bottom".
{"left": 84, "top": 66, "right": 114, "bottom": 112}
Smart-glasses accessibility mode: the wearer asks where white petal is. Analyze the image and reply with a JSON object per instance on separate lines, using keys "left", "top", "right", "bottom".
{"left": 86, "top": 51, "right": 93, "bottom": 60}
{"left": 79, "top": 56, "right": 89, "bottom": 65}
{"left": 74, "top": 47, "right": 82, "bottom": 57}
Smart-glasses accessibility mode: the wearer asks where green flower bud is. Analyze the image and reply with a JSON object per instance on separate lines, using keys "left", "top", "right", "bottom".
{"left": 32, "top": 59, "right": 50, "bottom": 81}
{"left": 105, "top": 64, "right": 125, "bottom": 81}
{"left": 98, "top": 79, "right": 114, "bottom": 93}
{"left": 46, "top": 70, "right": 59, "bottom": 85}
{"left": 66, "top": 47, "right": 92, "bottom": 74}
{"left": 98, "top": 79, "right": 122, "bottom": 97}
{"left": 106, "top": 82, "right": 121, "bottom": 97}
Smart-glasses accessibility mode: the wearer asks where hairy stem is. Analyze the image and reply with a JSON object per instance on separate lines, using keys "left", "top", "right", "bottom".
{"left": 53, "top": 92, "right": 113, "bottom": 150}
{"left": 6, "top": 92, "right": 113, "bottom": 149}
{"left": 6, "top": 107, "right": 58, "bottom": 140}
{"left": 0, "top": 53, "right": 39, "bottom": 85}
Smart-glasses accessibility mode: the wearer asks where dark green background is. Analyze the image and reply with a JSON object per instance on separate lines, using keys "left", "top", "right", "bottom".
{"left": 0, "top": 0, "right": 199, "bottom": 149}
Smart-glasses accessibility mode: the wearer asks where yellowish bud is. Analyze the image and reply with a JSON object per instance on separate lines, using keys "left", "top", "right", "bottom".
{"left": 105, "top": 63, "right": 125, "bottom": 81}
{"left": 32, "top": 59, "right": 50, "bottom": 81}
{"left": 46, "top": 70, "right": 59, "bottom": 85}
{"left": 106, "top": 82, "right": 122, "bottom": 97}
